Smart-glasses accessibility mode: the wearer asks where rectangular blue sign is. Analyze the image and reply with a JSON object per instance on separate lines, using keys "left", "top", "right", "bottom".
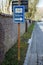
{"left": 13, "top": 5, "right": 25, "bottom": 23}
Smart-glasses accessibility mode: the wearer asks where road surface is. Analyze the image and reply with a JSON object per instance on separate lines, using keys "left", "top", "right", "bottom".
{"left": 24, "top": 22, "right": 43, "bottom": 65}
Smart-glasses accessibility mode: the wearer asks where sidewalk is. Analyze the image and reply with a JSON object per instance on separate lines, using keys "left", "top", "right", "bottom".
{"left": 24, "top": 22, "right": 43, "bottom": 65}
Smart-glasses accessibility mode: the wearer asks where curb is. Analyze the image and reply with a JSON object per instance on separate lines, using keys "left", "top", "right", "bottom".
{"left": 23, "top": 33, "right": 33, "bottom": 65}
{"left": 23, "top": 24, "right": 36, "bottom": 65}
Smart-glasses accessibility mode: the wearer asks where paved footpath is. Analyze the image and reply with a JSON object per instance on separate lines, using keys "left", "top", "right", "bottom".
{"left": 24, "top": 22, "right": 43, "bottom": 65}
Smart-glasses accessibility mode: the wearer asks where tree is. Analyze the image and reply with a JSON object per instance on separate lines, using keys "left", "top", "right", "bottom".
{"left": 26, "top": 0, "right": 39, "bottom": 19}
{"left": 6, "top": 0, "right": 12, "bottom": 13}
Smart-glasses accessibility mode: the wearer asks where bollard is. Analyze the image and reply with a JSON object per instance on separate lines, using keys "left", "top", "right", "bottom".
{"left": 25, "top": 19, "right": 27, "bottom": 32}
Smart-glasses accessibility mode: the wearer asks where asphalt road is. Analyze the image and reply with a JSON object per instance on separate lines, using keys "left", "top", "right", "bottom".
{"left": 24, "top": 22, "right": 43, "bottom": 65}
{"left": 36, "top": 22, "right": 43, "bottom": 65}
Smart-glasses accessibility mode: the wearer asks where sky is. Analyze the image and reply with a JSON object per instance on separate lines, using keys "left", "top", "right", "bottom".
{"left": 0, "top": 0, "right": 6, "bottom": 4}
{"left": 37, "top": 0, "right": 43, "bottom": 7}
{"left": 0, "top": 0, "right": 6, "bottom": 6}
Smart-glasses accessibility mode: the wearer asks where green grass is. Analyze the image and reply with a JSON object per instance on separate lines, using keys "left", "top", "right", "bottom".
{"left": 2, "top": 23, "right": 35, "bottom": 65}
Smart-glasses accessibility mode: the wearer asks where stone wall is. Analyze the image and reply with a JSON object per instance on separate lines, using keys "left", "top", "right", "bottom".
{"left": 0, "top": 13, "right": 26, "bottom": 53}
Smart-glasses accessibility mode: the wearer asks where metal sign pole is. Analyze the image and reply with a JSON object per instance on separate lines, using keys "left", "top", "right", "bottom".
{"left": 18, "top": 0, "right": 21, "bottom": 61}
{"left": 18, "top": 23, "right": 20, "bottom": 61}
{"left": 13, "top": 0, "right": 25, "bottom": 61}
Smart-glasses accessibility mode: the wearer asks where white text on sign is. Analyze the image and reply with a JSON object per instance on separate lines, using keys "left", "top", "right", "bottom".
{"left": 15, "top": 8, "right": 22, "bottom": 13}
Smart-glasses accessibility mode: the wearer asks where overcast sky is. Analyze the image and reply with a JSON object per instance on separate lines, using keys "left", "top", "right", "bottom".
{"left": 0, "top": 0, "right": 6, "bottom": 9}
{"left": 37, "top": 0, "right": 43, "bottom": 7}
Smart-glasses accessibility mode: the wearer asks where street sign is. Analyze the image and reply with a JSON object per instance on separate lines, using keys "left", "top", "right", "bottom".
{"left": 20, "top": 0, "right": 28, "bottom": 12}
{"left": 12, "top": 0, "right": 28, "bottom": 12}
{"left": 13, "top": 5, "right": 25, "bottom": 23}
{"left": 12, "top": 0, "right": 18, "bottom": 12}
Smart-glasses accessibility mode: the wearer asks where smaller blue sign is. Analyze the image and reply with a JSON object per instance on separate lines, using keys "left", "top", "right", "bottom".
{"left": 13, "top": 5, "right": 25, "bottom": 23}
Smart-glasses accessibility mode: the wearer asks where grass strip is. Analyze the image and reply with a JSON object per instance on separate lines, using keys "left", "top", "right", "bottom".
{"left": 2, "top": 22, "right": 35, "bottom": 65}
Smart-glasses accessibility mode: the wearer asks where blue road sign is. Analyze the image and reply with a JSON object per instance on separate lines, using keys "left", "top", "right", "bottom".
{"left": 13, "top": 5, "right": 25, "bottom": 23}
